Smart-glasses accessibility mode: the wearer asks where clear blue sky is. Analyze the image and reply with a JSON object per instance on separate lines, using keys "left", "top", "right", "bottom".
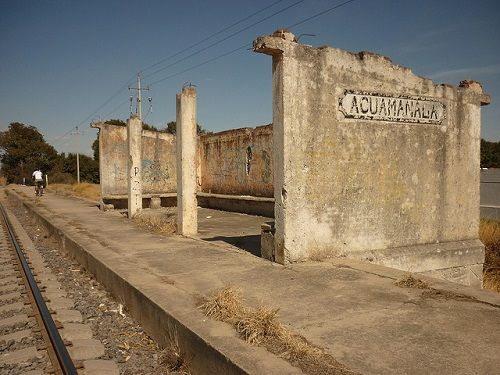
{"left": 1, "top": 0, "right": 499, "bottom": 156}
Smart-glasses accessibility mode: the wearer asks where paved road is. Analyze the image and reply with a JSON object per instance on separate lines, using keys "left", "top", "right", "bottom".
{"left": 481, "top": 168, "right": 500, "bottom": 219}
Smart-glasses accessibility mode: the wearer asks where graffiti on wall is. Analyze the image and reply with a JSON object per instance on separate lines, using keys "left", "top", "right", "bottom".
{"left": 142, "top": 159, "right": 171, "bottom": 185}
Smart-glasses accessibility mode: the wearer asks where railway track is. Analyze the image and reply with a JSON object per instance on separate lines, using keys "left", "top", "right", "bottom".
{"left": 0, "top": 204, "right": 77, "bottom": 374}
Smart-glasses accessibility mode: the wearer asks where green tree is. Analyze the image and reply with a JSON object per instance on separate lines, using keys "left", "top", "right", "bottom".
{"left": 104, "top": 118, "right": 126, "bottom": 126}
{"left": 0, "top": 122, "right": 58, "bottom": 183}
{"left": 62, "top": 153, "right": 99, "bottom": 183}
{"left": 481, "top": 139, "right": 500, "bottom": 168}
{"left": 164, "top": 121, "right": 209, "bottom": 135}
{"left": 91, "top": 136, "right": 99, "bottom": 161}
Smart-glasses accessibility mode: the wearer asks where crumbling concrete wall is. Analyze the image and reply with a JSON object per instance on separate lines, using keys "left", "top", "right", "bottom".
{"left": 199, "top": 125, "right": 274, "bottom": 197}
{"left": 254, "top": 30, "right": 490, "bottom": 287}
{"left": 91, "top": 123, "right": 176, "bottom": 201}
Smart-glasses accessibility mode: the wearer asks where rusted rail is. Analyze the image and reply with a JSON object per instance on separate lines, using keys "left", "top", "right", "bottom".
{"left": 0, "top": 204, "right": 77, "bottom": 375}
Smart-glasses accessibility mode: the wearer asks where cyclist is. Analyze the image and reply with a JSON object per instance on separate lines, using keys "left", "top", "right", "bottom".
{"left": 32, "top": 169, "right": 44, "bottom": 196}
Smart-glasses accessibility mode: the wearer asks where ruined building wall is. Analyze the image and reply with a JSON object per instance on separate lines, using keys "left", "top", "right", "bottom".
{"left": 93, "top": 123, "right": 176, "bottom": 198}
{"left": 199, "top": 125, "right": 274, "bottom": 197}
{"left": 254, "top": 32, "right": 489, "bottom": 286}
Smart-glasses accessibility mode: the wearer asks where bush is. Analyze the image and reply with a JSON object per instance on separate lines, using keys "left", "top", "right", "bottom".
{"left": 49, "top": 172, "right": 76, "bottom": 185}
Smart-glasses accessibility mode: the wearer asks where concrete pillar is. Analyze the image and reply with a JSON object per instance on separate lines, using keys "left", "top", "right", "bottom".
{"left": 127, "top": 115, "right": 142, "bottom": 218}
{"left": 176, "top": 86, "right": 198, "bottom": 235}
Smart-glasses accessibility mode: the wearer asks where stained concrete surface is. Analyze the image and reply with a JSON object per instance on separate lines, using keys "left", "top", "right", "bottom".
{"left": 197, "top": 208, "right": 270, "bottom": 257}
{"left": 10, "top": 186, "right": 500, "bottom": 375}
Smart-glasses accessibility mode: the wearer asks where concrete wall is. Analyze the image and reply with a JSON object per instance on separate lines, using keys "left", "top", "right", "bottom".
{"left": 199, "top": 125, "right": 273, "bottom": 197}
{"left": 92, "top": 123, "right": 176, "bottom": 199}
{"left": 254, "top": 30, "right": 490, "bottom": 286}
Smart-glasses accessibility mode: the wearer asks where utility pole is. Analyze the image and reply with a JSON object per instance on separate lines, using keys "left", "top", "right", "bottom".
{"left": 129, "top": 74, "right": 149, "bottom": 120}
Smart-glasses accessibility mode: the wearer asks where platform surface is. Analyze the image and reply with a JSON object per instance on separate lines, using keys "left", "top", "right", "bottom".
{"left": 10, "top": 185, "right": 500, "bottom": 375}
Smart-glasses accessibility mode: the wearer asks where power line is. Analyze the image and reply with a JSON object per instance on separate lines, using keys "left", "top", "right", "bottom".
{"left": 142, "top": 0, "right": 306, "bottom": 81}
{"left": 139, "top": 0, "right": 287, "bottom": 74}
{"left": 53, "top": 75, "right": 135, "bottom": 148}
{"left": 54, "top": 1, "right": 290, "bottom": 144}
{"left": 148, "top": 44, "right": 251, "bottom": 86}
{"left": 285, "top": 0, "right": 357, "bottom": 29}
{"left": 147, "top": 0, "right": 358, "bottom": 87}
{"left": 55, "top": 0, "right": 357, "bottom": 147}
{"left": 101, "top": 99, "right": 129, "bottom": 120}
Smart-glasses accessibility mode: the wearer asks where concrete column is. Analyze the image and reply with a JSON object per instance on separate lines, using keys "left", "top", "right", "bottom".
{"left": 176, "top": 86, "right": 198, "bottom": 235}
{"left": 127, "top": 115, "right": 142, "bottom": 218}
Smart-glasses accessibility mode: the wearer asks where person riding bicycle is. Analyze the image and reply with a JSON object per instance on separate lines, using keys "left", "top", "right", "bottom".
{"left": 32, "top": 168, "right": 44, "bottom": 196}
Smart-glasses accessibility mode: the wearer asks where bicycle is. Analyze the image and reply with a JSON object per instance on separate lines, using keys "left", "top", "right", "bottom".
{"left": 34, "top": 181, "right": 44, "bottom": 196}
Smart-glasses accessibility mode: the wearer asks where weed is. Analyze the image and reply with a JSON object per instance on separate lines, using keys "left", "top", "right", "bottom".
{"left": 395, "top": 274, "right": 429, "bottom": 289}
{"left": 481, "top": 219, "right": 500, "bottom": 292}
{"left": 133, "top": 210, "right": 176, "bottom": 236}
{"left": 200, "top": 287, "right": 356, "bottom": 374}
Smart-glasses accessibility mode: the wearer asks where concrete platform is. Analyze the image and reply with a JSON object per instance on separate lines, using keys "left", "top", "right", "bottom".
{"left": 6, "top": 186, "right": 500, "bottom": 375}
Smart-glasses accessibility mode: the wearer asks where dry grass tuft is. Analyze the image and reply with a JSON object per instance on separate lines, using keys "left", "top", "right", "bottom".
{"left": 235, "top": 305, "right": 283, "bottom": 344}
{"left": 0, "top": 176, "right": 7, "bottom": 186}
{"left": 47, "top": 183, "right": 100, "bottom": 202}
{"left": 200, "top": 287, "right": 356, "bottom": 374}
{"left": 158, "top": 326, "right": 190, "bottom": 374}
{"left": 133, "top": 211, "right": 176, "bottom": 236}
{"left": 481, "top": 219, "right": 500, "bottom": 292}
{"left": 395, "top": 274, "right": 429, "bottom": 289}
{"left": 201, "top": 287, "right": 244, "bottom": 322}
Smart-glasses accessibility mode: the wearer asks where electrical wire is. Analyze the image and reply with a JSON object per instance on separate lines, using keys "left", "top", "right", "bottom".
{"left": 53, "top": 75, "right": 135, "bottom": 147}
{"left": 54, "top": 0, "right": 357, "bottom": 146}
{"left": 142, "top": 0, "right": 306, "bottom": 80}
{"left": 139, "top": 0, "right": 286, "bottom": 74}
{"left": 147, "top": 0, "right": 358, "bottom": 87}
{"left": 53, "top": 1, "right": 289, "bottom": 143}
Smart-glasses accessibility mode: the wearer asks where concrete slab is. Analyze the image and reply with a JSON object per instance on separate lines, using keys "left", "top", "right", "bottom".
{"left": 0, "top": 276, "right": 19, "bottom": 286}
{"left": 68, "top": 339, "right": 105, "bottom": 361}
{"left": 81, "top": 359, "right": 119, "bottom": 375}
{"left": 0, "top": 346, "right": 39, "bottom": 364}
{"left": 52, "top": 309, "right": 83, "bottom": 323}
{"left": 7, "top": 186, "right": 500, "bottom": 375}
{"left": 59, "top": 323, "right": 93, "bottom": 341}
{"left": 0, "top": 328, "right": 31, "bottom": 342}
{"left": 197, "top": 208, "right": 269, "bottom": 257}
{"left": 47, "top": 296, "right": 74, "bottom": 310}
{"left": 0, "top": 301, "right": 24, "bottom": 314}
{"left": 0, "top": 291, "right": 21, "bottom": 303}
{"left": 0, "top": 313, "right": 29, "bottom": 329}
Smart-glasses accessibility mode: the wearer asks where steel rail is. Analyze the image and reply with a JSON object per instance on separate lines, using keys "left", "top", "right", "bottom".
{"left": 0, "top": 204, "right": 78, "bottom": 375}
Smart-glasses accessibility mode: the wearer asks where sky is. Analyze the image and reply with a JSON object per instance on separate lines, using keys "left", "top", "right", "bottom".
{"left": 0, "top": 0, "right": 499, "bottom": 156}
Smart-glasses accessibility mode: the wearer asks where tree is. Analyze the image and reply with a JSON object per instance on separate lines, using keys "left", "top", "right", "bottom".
{"left": 0, "top": 122, "right": 59, "bottom": 183}
{"left": 104, "top": 118, "right": 126, "bottom": 126}
{"left": 62, "top": 153, "right": 99, "bottom": 183}
{"left": 164, "top": 121, "right": 209, "bottom": 135}
{"left": 481, "top": 139, "right": 500, "bottom": 168}
{"left": 91, "top": 136, "right": 99, "bottom": 161}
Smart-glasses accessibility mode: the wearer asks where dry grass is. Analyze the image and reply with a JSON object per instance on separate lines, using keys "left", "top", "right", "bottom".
{"left": 47, "top": 183, "right": 100, "bottom": 202}
{"left": 0, "top": 177, "right": 7, "bottom": 186}
{"left": 157, "top": 326, "right": 190, "bottom": 374}
{"left": 133, "top": 210, "right": 176, "bottom": 236}
{"left": 200, "top": 287, "right": 356, "bottom": 374}
{"left": 481, "top": 219, "right": 500, "bottom": 292}
{"left": 395, "top": 274, "right": 429, "bottom": 289}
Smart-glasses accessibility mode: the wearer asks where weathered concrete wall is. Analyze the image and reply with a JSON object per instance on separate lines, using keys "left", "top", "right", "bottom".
{"left": 91, "top": 123, "right": 176, "bottom": 200}
{"left": 199, "top": 125, "right": 274, "bottom": 197}
{"left": 254, "top": 30, "right": 490, "bottom": 286}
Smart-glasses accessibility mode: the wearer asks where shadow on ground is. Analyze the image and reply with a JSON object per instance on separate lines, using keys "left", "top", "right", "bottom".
{"left": 203, "top": 235, "right": 261, "bottom": 257}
